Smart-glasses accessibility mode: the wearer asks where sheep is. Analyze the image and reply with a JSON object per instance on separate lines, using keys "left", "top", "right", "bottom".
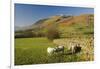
{"left": 47, "top": 47, "right": 56, "bottom": 55}
{"left": 70, "top": 44, "right": 76, "bottom": 54}
{"left": 74, "top": 43, "right": 81, "bottom": 53}
{"left": 69, "top": 42, "right": 81, "bottom": 54}
{"left": 47, "top": 46, "right": 64, "bottom": 55}
{"left": 55, "top": 46, "right": 64, "bottom": 53}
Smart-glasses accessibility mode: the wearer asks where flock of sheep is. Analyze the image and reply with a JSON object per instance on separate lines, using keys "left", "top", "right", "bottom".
{"left": 47, "top": 42, "right": 81, "bottom": 55}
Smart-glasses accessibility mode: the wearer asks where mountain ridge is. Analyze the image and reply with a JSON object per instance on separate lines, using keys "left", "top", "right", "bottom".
{"left": 15, "top": 14, "right": 94, "bottom": 31}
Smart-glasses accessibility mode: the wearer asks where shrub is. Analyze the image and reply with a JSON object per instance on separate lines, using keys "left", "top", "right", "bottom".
{"left": 46, "top": 26, "right": 60, "bottom": 40}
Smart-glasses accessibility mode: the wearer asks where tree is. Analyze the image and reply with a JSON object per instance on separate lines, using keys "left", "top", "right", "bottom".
{"left": 46, "top": 25, "right": 60, "bottom": 40}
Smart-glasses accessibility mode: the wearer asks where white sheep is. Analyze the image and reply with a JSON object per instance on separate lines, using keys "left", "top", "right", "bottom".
{"left": 47, "top": 47, "right": 56, "bottom": 55}
{"left": 47, "top": 46, "right": 64, "bottom": 55}
{"left": 70, "top": 45, "right": 76, "bottom": 54}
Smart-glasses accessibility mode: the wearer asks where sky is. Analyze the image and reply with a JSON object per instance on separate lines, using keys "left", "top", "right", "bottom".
{"left": 15, "top": 3, "right": 94, "bottom": 27}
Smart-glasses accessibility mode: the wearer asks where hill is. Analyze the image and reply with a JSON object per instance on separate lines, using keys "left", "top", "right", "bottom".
{"left": 15, "top": 14, "right": 94, "bottom": 38}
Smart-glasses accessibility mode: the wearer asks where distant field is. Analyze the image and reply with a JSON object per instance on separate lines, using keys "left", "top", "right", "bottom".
{"left": 15, "top": 37, "right": 93, "bottom": 65}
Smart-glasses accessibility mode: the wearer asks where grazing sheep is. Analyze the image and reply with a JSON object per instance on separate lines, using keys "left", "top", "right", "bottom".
{"left": 47, "top": 47, "right": 56, "bottom": 55}
{"left": 74, "top": 44, "right": 81, "bottom": 53}
{"left": 69, "top": 42, "right": 81, "bottom": 54}
{"left": 47, "top": 46, "right": 64, "bottom": 55}
{"left": 71, "top": 45, "right": 76, "bottom": 54}
{"left": 55, "top": 46, "right": 64, "bottom": 53}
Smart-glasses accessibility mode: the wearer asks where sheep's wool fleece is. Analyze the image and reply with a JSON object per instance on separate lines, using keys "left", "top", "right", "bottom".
{"left": 47, "top": 47, "right": 55, "bottom": 54}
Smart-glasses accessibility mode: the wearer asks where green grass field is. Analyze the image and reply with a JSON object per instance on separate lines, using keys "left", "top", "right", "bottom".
{"left": 15, "top": 37, "right": 93, "bottom": 65}
{"left": 15, "top": 37, "right": 55, "bottom": 65}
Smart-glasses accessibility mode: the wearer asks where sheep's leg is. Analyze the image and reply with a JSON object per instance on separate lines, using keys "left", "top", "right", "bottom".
{"left": 72, "top": 48, "right": 75, "bottom": 54}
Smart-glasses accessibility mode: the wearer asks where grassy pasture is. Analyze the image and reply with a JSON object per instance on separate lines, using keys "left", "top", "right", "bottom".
{"left": 15, "top": 37, "right": 55, "bottom": 65}
{"left": 15, "top": 37, "right": 93, "bottom": 65}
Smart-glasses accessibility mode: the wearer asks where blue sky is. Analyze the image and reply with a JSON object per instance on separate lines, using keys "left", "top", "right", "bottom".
{"left": 15, "top": 3, "right": 94, "bottom": 27}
